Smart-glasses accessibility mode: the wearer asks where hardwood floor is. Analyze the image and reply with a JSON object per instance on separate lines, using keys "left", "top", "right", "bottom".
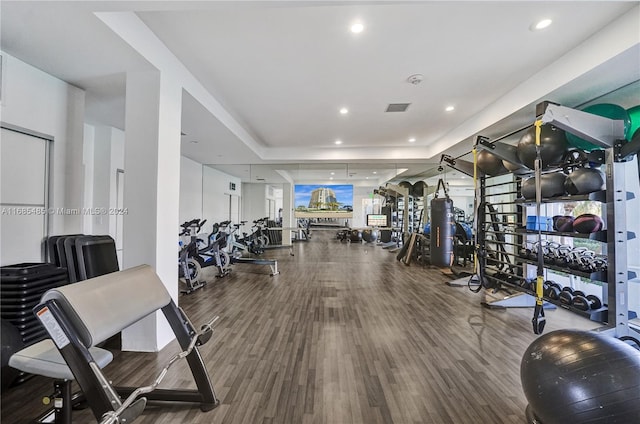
{"left": 1, "top": 230, "right": 598, "bottom": 423}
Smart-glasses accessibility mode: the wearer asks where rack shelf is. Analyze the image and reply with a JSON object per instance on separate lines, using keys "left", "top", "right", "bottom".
{"left": 483, "top": 273, "right": 608, "bottom": 323}
{"left": 514, "top": 227, "right": 607, "bottom": 241}
{"left": 515, "top": 190, "right": 607, "bottom": 204}
{"left": 515, "top": 258, "right": 607, "bottom": 282}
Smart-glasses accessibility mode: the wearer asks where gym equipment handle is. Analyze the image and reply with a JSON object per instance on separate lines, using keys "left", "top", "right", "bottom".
{"left": 99, "top": 315, "right": 219, "bottom": 424}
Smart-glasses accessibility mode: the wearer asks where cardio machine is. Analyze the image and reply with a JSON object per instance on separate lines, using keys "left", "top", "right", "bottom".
{"left": 196, "top": 222, "right": 231, "bottom": 278}
{"left": 178, "top": 219, "right": 206, "bottom": 294}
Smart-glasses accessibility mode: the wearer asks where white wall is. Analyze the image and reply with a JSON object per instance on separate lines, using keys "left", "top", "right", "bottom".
{"left": 242, "top": 183, "right": 268, "bottom": 226}
{"left": 202, "top": 165, "right": 241, "bottom": 225}
{"left": 179, "top": 156, "right": 203, "bottom": 224}
{"left": 0, "top": 52, "right": 85, "bottom": 259}
{"left": 82, "top": 124, "right": 95, "bottom": 234}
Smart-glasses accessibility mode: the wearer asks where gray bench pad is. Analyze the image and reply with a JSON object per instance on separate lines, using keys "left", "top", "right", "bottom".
{"left": 9, "top": 339, "right": 113, "bottom": 380}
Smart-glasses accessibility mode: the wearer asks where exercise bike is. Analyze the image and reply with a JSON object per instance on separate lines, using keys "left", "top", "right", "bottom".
{"left": 178, "top": 219, "right": 206, "bottom": 294}
{"left": 195, "top": 222, "right": 231, "bottom": 278}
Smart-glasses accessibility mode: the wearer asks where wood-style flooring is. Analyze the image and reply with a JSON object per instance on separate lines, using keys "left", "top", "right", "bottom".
{"left": 1, "top": 230, "right": 598, "bottom": 424}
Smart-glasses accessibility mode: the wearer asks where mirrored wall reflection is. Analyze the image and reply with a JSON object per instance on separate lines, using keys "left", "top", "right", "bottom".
{"left": 204, "top": 162, "right": 478, "bottom": 228}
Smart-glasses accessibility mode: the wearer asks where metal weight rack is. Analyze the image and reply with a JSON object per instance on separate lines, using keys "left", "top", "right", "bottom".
{"left": 444, "top": 102, "right": 640, "bottom": 339}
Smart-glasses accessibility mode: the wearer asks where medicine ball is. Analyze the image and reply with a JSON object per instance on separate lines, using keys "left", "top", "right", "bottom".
{"left": 552, "top": 215, "right": 574, "bottom": 232}
{"left": 517, "top": 125, "right": 568, "bottom": 170}
{"left": 567, "top": 103, "right": 631, "bottom": 151}
{"left": 520, "top": 173, "right": 567, "bottom": 199}
{"left": 564, "top": 167, "right": 605, "bottom": 195}
{"left": 411, "top": 181, "right": 428, "bottom": 197}
{"left": 477, "top": 150, "right": 507, "bottom": 176}
{"left": 521, "top": 329, "right": 640, "bottom": 424}
{"left": 573, "top": 213, "right": 604, "bottom": 233}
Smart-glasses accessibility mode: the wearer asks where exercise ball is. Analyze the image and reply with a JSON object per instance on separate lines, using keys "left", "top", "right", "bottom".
{"left": 1, "top": 319, "right": 24, "bottom": 391}
{"left": 567, "top": 103, "right": 631, "bottom": 151}
{"left": 412, "top": 181, "right": 428, "bottom": 197}
{"left": 517, "top": 125, "right": 568, "bottom": 170}
{"left": 520, "top": 173, "right": 567, "bottom": 199}
{"left": 627, "top": 104, "right": 640, "bottom": 141}
{"left": 521, "top": 329, "right": 640, "bottom": 424}
{"left": 477, "top": 150, "right": 507, "bottom": 176}
{"left": 361, "top": 229, "right": 378, "bottom": 243}
{"left": 552, "top": 215, "right": 574, "bottom": 232}
{"left": 398, "top": 181, "right": 412, "bottom": 193}
{"left": 564, "top": 167, "right": 605, "bottom": 195}
{"left": 573, "top": 213, "right": 604, "bottom": 233}
{"left": 503, "top": 159, "right": 530, "bottom": 175}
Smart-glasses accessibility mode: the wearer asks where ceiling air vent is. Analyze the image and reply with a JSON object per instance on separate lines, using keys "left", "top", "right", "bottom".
{"left": 385, "top": 103, "right": 411, "bottom": 112}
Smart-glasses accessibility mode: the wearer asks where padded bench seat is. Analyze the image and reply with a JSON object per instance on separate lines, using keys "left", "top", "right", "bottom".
{"left": 9, "top": 339, "right": 113, "bottom": 381}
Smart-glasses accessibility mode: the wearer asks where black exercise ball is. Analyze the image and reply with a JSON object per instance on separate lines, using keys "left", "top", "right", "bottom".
{"left": 517, "top": 125, "right": 568, "bottom": 170}
{"left": 573, "top": 213, "right": 604, "bottom": 233}
{"left": 503, "top": 159, "right": 530, "bottom": 175}
{"left": 411, "top": 181, "right": 428, "bottom": 197}
{"left": 521, "top": 329, "right": 640, "bottom": 424}
{"left": 361, "top": 229, "right": 378, "bottom": 243}
{"left": 1, "top": 319, "right": 24, "bottom": 391}
{"left": 564, "top": 167, "right": 606, "bottom": 195}
{"left": 520, "top": 173, "right": 567, "bottom": 199}
{"left": 552, "top": 215, "right": 574, "bottom": 232}
{"left": 398, "top": 181, "right": 412, "bottom": 193}
{"left": 477, "top": 150, "right": 507, "bottom": 176}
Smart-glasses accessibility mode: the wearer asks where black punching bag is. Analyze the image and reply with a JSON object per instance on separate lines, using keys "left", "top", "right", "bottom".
{"left": 430, "top": 179, "right": 454, "bottom": 267}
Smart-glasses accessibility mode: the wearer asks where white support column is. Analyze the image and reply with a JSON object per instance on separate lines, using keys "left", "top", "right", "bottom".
{"left": 282, "top": 183, "right": 293, "bottom": 245}
{"left": 121, "top": 70, "right": 182, "bottom": 352}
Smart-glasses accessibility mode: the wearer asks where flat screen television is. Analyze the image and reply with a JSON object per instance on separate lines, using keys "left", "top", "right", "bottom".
{"left": 367, "top": 214, "right": 388, "bottom": 227}
{"left": 294, "top": 184, "right": 353, "bottom": 218}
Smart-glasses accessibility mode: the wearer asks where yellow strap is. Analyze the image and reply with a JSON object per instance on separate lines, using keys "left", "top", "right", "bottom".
{"left": 534, "top": 119, "right": 542, "bottom": 147}
{"left": 473, "top": 147, "right": 478, "bottom": 274}
{"left": 536, "top": 276, "right": 544, "bottom": 306}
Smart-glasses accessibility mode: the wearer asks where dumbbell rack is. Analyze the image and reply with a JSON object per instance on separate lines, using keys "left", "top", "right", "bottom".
{"left": 471, "top": 102, "right": 639, "bottom": 339}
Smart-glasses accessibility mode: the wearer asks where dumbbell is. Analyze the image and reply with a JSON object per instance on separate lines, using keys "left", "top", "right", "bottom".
{"left": 572, "top": 294, "right": 602, "bottom": 311}
{"left": 545, "top": 281, "right": 562, "bottom": 300}
{"left": 559, "top": 287, "right": 575, "bottom": 305}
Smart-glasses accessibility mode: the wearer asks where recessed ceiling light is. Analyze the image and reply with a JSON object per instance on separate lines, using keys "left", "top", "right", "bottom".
{"left": 339, "top": 107, "right": 349, "bottom": 115}
{"left": 408, "top": 138, "right": 416, "bottom": 143}
{"left": 373, "top": 171, "right": 377, "bottom": 174}
{"left": 330, "top": 177, "right": 334, "bottom": 180}
{"left": 330, "top": 172, "right": 335, "bottom": 175}
{"left": 350, "top": 22, "right": 364, "bottom": 34}
{"left": 335, "top": 140, "right": 343, "bottom": 145}
{"left": 531, "top": 18, "right": 552, "bottom": 31}
{"left": 445, "top": 105, "right": 455, "bottom": 112}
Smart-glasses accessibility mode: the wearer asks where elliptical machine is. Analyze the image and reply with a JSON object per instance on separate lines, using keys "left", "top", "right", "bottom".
{"left": 178, "top": 219, "right": 206, "bottom": 294}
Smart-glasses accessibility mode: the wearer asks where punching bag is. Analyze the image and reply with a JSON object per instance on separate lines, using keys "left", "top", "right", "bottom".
{"left": 430, "top": 179, "right": 454, "bottom": 267}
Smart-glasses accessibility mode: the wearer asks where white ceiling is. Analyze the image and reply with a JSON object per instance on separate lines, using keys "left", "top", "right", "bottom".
{"left": 1, "top": 1, "right": 639, "bottom": 185}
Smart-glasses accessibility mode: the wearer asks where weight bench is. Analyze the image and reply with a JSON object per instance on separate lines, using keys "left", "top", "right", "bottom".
{"left": 9, "top": 264, "right": 219, "bottom": 423}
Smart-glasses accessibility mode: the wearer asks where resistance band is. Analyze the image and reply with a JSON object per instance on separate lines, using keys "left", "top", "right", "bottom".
{"left": 532, "top": 119, "right": 546, "bottom": 334}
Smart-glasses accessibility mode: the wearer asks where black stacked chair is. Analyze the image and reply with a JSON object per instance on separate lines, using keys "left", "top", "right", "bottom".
{"left": 1, "top": 263, "right": 68, "bottom": 387}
